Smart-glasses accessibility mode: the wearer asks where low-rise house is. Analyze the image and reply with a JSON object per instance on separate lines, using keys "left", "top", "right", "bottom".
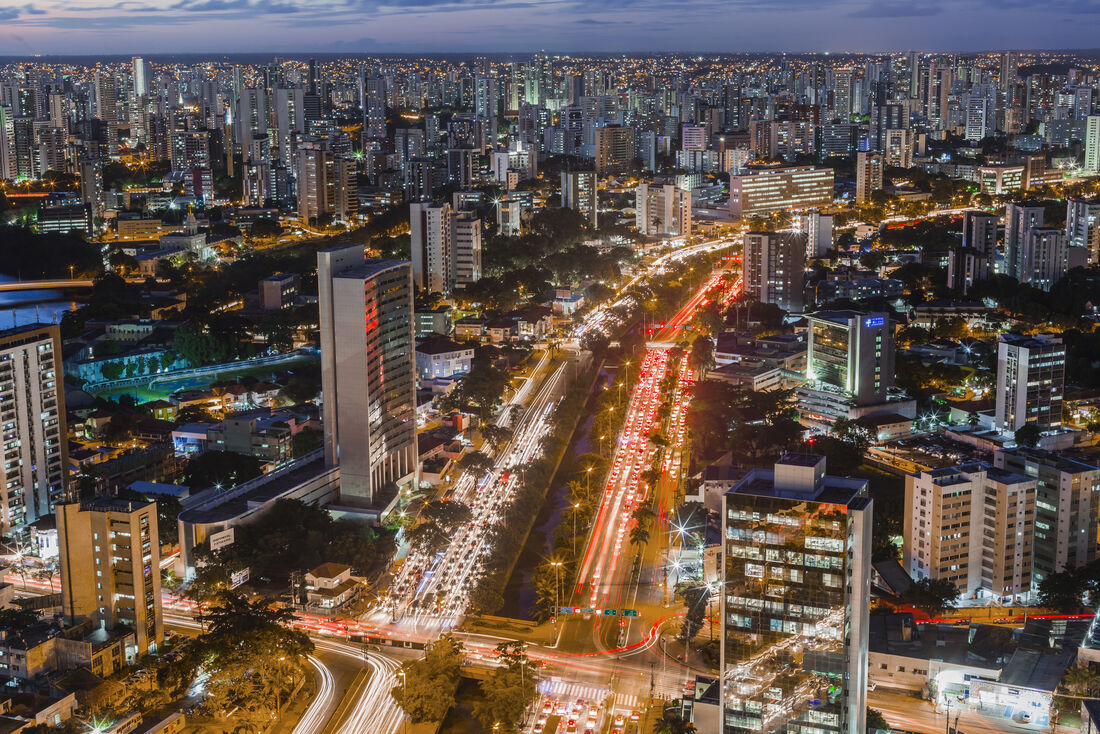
{"left": 415, "top": 337, "right": 474, "bottom": 380}
{"left": 304, "top": 563, "right": 359, "bottom": 609}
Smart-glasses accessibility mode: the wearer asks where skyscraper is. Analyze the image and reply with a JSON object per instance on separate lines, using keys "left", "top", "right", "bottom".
{"left": 58, "top": 497, "right": 163, "bottom": 658}
{"left": 365, "top": 76, "right": 387, "bottom": 140}
{"left": 1004, "top": 202, "right": 1045, "bottom": 279}
{"left": 451, "top": 211, "right": 482, "bottom": 287}
{"left": 131, "top": 56, "right": 149, "bottom": 98}
{"left": 0, "top": 324, "right": 68, "bottom": 533}
{"left": 94, "top": 70, "right": 119, "bottom": 157}
{"left": 561, "top": 170, "right": 598, "bottom": 229}
{"left": 994, "top": 333, "right": 1064, "bottom": 433}
{"left": 409, "top": 201, "right": 453, "bottom": 295}
{"left": 1084, "top": 115, "right": 1100, "bottom": 174}
{"left": 1066, "top": 198, "right": 1100, "bottom": 264}
{"left": 720, "top": 453, "right": 871, "bottom": 734}
{"left": 317, "top": 245, "right": 418, "bottom": 507}
{"left": 635, "top": 182, "right": 692, "bottom": 237}
{"left": 854, "top": 151, "right": 883, "bottom": 203}
{"left": 743, "top": 231, "right": 806, "bottom": 313}
{"left": 593, "top": 126, "right": 634, "bottom": 174}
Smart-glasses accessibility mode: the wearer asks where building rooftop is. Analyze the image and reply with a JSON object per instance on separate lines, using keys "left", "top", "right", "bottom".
{"left": 77, "top": 496, "right": 154, "bottom": 514}
{"left": 416, "top": 336, "right": 470, "bottom": 355}
{"left": 309, "top": 562, "right": 351, "bottom": 579}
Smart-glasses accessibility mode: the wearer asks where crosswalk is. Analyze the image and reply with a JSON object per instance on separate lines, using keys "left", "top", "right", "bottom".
{"left": 537, "top": 679, "right": 641, "bottom": 711}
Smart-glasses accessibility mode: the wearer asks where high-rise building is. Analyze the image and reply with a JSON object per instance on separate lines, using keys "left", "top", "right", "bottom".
{"left": 1004, "top": 202, "right": 1045, "bottom": 279}
{"left": 832, "top": 67, "right": 854, "bottom": 121}
{"left": 409, "top": 201, "right": 453, "bottom": 295}
{"left": 999, "top": 51, "right": 1019, "bottom": 107}
{"left": 131, "top": 56, "right": 149, "bottom": 98}
{"left": 451, "top": 211, "right": 482, "bottom": 287}
{"left": 720, "top": 453, "right": 871, "bottom": 734}
{"left": 80, "top": 159, "right": 104, "bottom": 219}
{"left": 1018, "top": 227, "right": 1067, "bottom": 291}
{"left": 903, "top": 463, "right": 1036, "bottom": 603}
{"left": 805, "top": 310, "right": 893, "bottom": 407}
{"left": 561, "top": 170, "right": 598, "bottom": 229}
{"left": 882, "top": 127, "right": 914, "bottom": 168}
{"left": 0, "top": 105, "right": 15, "bottom": 180}
{"left": 681, "top": 123, "right": 707, "bottom": 151}
{"left": 274, "top": 87, "right": 306, "bottom": 166}
{"left": 965, "top": 85, "right": 996, "bottom": 142}
{"left": 994, "top": 333, "right": 1064, "bottom": 433}
{"left": 948, "top": 210, "right": 998, "bottom": 294}
{"left": 962, "top": 209, "right": 998, "bottom": 256}
{"left": 364, "top": 76, "right": 387, "bottom": 140}
{"left": 728, "top": 166, "right": 834, "bottom": 218}
{"left": 0, "top": 324, "right": 68, "bottom": 533}
{"left": 94, "top": 70, "right": 119, "bottom": 157}
{"left": 799, "top": 210, "right": 833, "bottom": 260}
{"left": 994, "top": 447, "right": 1100, "bottom": 589}
{"left": 1066, "top": 198, "right": 1100, "bottom": 264}
{"left": 854, "top": 151, "right": 884, "bottom": 203}
{"left": 743, "top": 231, "right": 806, "bottom": 313}
{"left": 635, "top": 182, "right": 692, "bottom": 237}
{"left": 296, "top": 141, "right": 331, "bottom": 224}
{"left": 1085, "top": 116, "right": 1100, "bottom": 174}
{"left": 317, "top": 245, "right": 418, "bottom": 506}
{"left": 58, "top": 497, "right": 163, "bottom": 657}
{"left": 593, "top": 126, "right": 634, "bottom": 174}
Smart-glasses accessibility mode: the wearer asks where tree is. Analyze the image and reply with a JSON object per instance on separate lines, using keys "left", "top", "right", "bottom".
{"left": 180, "top": 450, "right": 264, "bottom": 490}
{"left": 1014, "top": 423, "right": 1042, "bottom": 448}
{"left": 679, "top": 585, "right": 712, "bottom": 643}
{"left": 474, "top": 642, "right": 538, "bottom": 732}
{"left": 1037, "top": 569, "right": 1084, "bottom": 612}
{"left": 390, "top": 634, "right": 464, "bottom": 723}
{"left": 653, "top": 706, "right": 696, "bottom": 734}
{"left": 457, "top": 450, "right": 494, "bottom": 476}
{"left": 866, "top": 707, "right": 889, "bottom": 732}
{"left": 442, "top": 348, "right": 509, "bottom": 421}
{"left": 901, "top": 577, "right": 960, "bottom": 616}
{"left": 688, "top": 335, "right": 714, "bottom": 373}
{"left": 195, "top": 591, "right": 313, "bottom": 724}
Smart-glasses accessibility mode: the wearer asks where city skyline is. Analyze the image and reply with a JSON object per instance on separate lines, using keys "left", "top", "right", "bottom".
{"left": 4, "top": 0, "right": 1100, "bottom": 56}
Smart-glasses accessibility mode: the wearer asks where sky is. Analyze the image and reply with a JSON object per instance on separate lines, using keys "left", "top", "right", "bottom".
{"left": 1, "top": 0, "right": 1099, "bottom": 56}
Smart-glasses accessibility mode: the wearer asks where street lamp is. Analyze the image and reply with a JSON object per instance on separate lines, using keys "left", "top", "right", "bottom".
{"left": 550, "top": 561, "right": 563, "bottom": 641}
{"left": 397, "top": 670, "right": 408, "bottom": 734}
{"left": 572, "top": 503, "right": 581, "bottom": 559}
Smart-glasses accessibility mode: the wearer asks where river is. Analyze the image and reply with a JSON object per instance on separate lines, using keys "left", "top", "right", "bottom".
{"left": 0, "top": 276, "right": 75, "bottom": 330}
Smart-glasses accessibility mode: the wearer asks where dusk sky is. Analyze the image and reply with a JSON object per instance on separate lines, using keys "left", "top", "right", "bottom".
{"left": 1, "top": 0, "right": 1099, "bottom": 56}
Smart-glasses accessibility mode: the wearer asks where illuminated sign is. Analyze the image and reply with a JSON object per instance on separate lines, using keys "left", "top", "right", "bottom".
{"left": 863, "top": 316, "right": 885, "bottom": 328}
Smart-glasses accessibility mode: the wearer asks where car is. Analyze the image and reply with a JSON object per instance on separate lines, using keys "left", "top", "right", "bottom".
{"left": 629, "top": 711, "right": 640, "bottom": 721}
{"left": 613, "top": 714, "right": 625, "bottom": 727}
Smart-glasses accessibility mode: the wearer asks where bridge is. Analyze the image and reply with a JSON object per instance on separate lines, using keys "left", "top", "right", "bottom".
{"left": 0, "top": 278, "right": 96, "bottom": 293}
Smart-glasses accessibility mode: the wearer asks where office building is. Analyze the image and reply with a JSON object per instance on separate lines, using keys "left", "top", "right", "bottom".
{"left": 854, "top": 151, "right": 884, "bottom": 203}
{"left": 903, "top": 463, "right": 1036, "bottom": 603}
{"left": 994, "top": 447, "right": 1100, "bottom": 589}
{"left": 594, "top": 126, "right": 634, "bottom": 174}
{"left": 451, "top": 211, "right": 482, "bottom": 287}
{"left": 561, "top": 170, "right": 597, "bottom": 229}
{"left": 635, "top": 182, "right": 692, "bottom": 237}
{"left": 1004, "top": 202, "right": 1045, "bottom": 279}
{"left": 409, "top": 201, "right": 453, "bottom": 296}
{"left": 1066, "top": 198, "right": 1100, "bottom": 264}
{"left": 1085, "top": 116, "right": 1100, "bottom": 174}
{"left": 57, "top": 497, "right": 163, "bottom": 658}
{"left": 720, "top": 453, "right": 871, "bottom": 734}
{"left": 0, "top": 324, "right": 68, "bottom": 533}
{"left": 317, "top": 245, "right": 418, "bottom": 506}
{"left": 743, "top": 231, "right": 805, "bottom": 313}
{"left": 801, "top": 310, "right": 895, "bottom": 420}
{"left": 799, "top": 210, "right": 833, "bottom": 260}
{"left": 728, "top": 166, "right": 834, "bottom": 218}
{"left": 994, "top": 333, "right": 1064, "bottom": 433}
{"left": 681, "top": 124, "right": 707, "bottom": 151}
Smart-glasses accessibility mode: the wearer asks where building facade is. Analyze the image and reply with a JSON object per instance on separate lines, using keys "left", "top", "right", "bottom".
{"left": 994, "top": 334, "right": 1064, "bottom": 433}
{"left": 728, "top": 166, "right": 834, "bottom": 218}
{"left": 720, "top": 454, "right": 871, "bottom": 734}
{"left": 317, "top": 245, "right": 418, "bottom": 506}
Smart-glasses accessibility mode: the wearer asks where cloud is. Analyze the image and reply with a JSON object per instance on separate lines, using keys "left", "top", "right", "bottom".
{"left": 854, "top": 0, "right": 941, "bottom": 16}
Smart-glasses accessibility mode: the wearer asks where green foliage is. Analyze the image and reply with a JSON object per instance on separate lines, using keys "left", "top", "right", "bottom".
{"left": 0, "top": 226, "right": 102, "bottom": 279}
{"left": 473, "top": 642, "right": 539, "bottom": 732}
{"left": 390, "top": 634, "right": 464, "bottom": 723}
{"left": 180, "top": 450, "right": 264, "bottom": 490}
{"left": 1014, "top": 423, "right": 1042, "bottom": 448}
{"left": 191, "top": 499, "right": 392, "bottom": 582}
{"left": 688, "top": 335, "right": 714, "bottom": 373}
{"left": 866, "top": 707, "right": 890, "bottom": 732}
{"left": 901, "top": 577, "right": 960, "bottom": 616}
{"left": 186, "top": 591, "right": 313, "bottom": 725}
{"left": 679, "top": 585, "right": 711, "bottom": 643}
{"left": 653, "top": 706, "right": 696, "bottom": 734}
{"left": 0, "top": 607, "right": 41, "bottom": 631}
{"left": 440, "top": 347, "right": 509, "bottom": 421}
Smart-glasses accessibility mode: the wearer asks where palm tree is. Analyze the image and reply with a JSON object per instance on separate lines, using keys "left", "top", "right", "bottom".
{"left": 653, "top": 706, "right": 696, "bottom": 734}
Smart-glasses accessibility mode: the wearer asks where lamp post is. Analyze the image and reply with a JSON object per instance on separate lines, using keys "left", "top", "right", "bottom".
{"left": 550, "top": 561, "right": 563, "bottom": 642}
{"left": 398, "top": 670, "right": 408, "bottom": 734}
{"left": 572, "top": 503, "right": 581, "bottom": 559}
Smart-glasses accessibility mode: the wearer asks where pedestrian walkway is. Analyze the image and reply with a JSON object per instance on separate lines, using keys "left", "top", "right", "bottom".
{"left": 538, "top": 678, "right": 645, "bottom": 712}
